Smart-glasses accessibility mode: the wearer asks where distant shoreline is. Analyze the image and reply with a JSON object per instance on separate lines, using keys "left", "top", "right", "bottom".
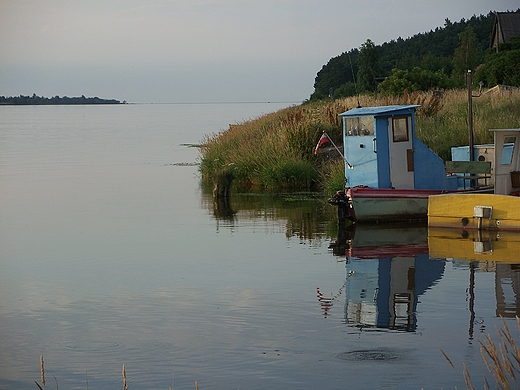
{"left": 0, "top": 95, "right": 125, "bottom": 105}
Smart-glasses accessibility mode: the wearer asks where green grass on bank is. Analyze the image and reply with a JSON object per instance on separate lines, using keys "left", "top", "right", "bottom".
{"left": 199, "top": 89, "right": 520, "bottom": 194}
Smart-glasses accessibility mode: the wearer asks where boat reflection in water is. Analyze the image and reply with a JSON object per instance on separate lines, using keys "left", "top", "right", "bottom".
{"left": 328, "top": 224, "right": 520, "bottom": 333}
{"left": 329, "top": 225, "right": 444, "bottom": 332}
{"left": 429, "top": 228, "right": 520, "bottom": 319}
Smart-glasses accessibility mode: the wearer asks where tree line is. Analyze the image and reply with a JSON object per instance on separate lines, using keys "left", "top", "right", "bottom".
{"left": 310, "top": 10, "right": 520, "bottom": 100}
{"left": 0, "top": 94, "right": 124, "bottom": 105}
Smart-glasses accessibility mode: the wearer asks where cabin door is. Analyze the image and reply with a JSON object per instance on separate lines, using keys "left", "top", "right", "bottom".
{"left": 388, "top": 116, "right": 414, "bottom": 189}
{"left": 494, "top": 130, "right": 519, "bottom": 195}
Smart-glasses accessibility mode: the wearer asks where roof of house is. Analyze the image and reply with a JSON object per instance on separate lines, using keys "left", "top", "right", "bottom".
{"left": 492, "top": 11, "right": 520, "bottom": 47}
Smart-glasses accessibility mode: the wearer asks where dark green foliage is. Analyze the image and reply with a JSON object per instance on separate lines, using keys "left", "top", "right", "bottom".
{"left": 331, "top": 82, "right": 358, "bottom": 100}
{"left": 357, "top": 39, "right": 381, "bottom": 92}
{"left": 311, "top": 12, "right": 501, "bottom": 100}
{"left": 475, "top": 36, "right": 520, "bottom": 87}
{"left": 378, "top": 67, "right": 454, "bottom": 95}
{"left": 0, "top": 94, "right": 123, "bottom": 105}
{"left": 379, "top": 13, "right": 493, "bottom": 74}
{"left": 452, "top": 26, "right": 480, "bottom": 76}
{"left": 260, "top": 160, "right": 318, "bottom": 190}
{"left": 310, "top": 48, "right": 359, "bottom": 100}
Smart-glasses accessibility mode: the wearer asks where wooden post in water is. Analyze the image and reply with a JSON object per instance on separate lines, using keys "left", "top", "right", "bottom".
{"left": 212, "top": 171, "right": 233, "bottom": 199}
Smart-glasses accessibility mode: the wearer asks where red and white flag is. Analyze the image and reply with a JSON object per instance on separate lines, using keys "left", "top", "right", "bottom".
{"left": 314, "top": 132, "right": 331, "bottom": 154}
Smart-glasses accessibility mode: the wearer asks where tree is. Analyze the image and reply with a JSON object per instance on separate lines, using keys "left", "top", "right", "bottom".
{"left": 310, "top": 49, "right": 359, "bottom": 100}
{"left": 452, "top": 26, "right": 479, "bottom": 77}
{"left": 309, "top": 12, "right": 497, "bottom": 100}
{"left": 475, "top": 36, "right": 520, "bottom": 87}
{"left": 357, "top": 39, "right": 381, "bottom": 92}
{"left": 378, "top": 67, "right": 453, "bottom": 95}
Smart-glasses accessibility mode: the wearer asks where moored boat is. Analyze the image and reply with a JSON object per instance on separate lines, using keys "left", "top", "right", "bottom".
{"left": 343, "top": 187, "right": 444, "bottom": 223}
{"left": 428, "top": 193, "right": 520, "bottom": 231}
{"left": 327, "top": 104, "right": 489, "bottom": 223}
{"left": 428, "top": 128, "right": 520, "bottom": 231}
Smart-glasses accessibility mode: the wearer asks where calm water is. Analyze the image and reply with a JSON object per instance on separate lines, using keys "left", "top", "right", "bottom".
{"left": 1, "top": 104, "right": 519, "bottom": 389}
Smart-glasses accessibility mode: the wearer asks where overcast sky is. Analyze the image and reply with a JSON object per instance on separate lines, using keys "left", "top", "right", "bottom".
{"left": 0, "top": 0, "right": 518, "bottom": 103}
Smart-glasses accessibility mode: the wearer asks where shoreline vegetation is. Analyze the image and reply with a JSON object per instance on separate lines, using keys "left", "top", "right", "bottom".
{"left": 0, "top": 94, "right": 124, "bottom": 105}
{"left": 199, "top": 89, "right": 520, "bottom": 195}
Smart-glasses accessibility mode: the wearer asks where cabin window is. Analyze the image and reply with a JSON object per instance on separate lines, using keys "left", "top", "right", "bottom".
{"left": 499, "top": 136, "right": 516, "bottom": 165}
{"left": 392, "top": 117, "right": 409, "bottom": 142}
{"left": 345, "top": 116, "right": 374, "bottom": 136}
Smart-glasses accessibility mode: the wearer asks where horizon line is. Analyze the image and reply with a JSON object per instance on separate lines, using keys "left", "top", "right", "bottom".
{"left": 127, "top": 100, "right": 303, "bottom": 105}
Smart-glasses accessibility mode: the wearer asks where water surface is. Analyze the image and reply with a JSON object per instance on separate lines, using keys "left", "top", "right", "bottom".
{"left": 1, "top": 104, "right": 518, "bottom": 389}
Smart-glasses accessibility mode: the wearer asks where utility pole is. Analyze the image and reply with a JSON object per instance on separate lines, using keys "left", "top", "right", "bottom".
{"left": 467, "top": 70, "right": 474, "bottom": 162}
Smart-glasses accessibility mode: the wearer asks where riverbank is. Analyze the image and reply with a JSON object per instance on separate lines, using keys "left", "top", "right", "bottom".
{"left": 199, "top": 89, "right": 520, "bottom": 194}
{"left": 200, "top": 90, "right": 520, "bottom": 193}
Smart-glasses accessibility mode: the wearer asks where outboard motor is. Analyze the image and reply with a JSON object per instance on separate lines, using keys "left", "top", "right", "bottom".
{"left": 328, "top": 190, "right": 355, "bottom": 222}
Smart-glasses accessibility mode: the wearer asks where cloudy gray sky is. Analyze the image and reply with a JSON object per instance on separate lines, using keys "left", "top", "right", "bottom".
{"left": 1, "top": 0, "right": 518, "bottom": 103}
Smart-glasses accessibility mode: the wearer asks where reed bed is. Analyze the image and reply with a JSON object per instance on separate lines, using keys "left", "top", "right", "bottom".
{"left": 199, "top": 89, "right": 520, "bottom": 193}
{"left": 440, "top": 316, "right": 520, "bottom": 390}
{"left": 199, "top": 100, "right": 350, "bottom": 191}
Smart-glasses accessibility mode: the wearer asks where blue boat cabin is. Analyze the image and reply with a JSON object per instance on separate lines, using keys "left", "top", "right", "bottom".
{"left": 339, "top": 105, "right": 457, "bottom": 190}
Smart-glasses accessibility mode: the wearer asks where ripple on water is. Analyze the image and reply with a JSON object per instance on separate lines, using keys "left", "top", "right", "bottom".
{"left": 64, "top": 341, "right": 121, "bottom": 352}
{"left": 335, "top": 348, "right": 411, "bottom": 362}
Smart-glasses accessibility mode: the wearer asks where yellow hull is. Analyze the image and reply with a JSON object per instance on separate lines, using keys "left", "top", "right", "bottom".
{"left": 428, "top": 228, "right": 520, "bottom": 263}
{"left": 428, "top": 193, "right": 520, "bottom": 231}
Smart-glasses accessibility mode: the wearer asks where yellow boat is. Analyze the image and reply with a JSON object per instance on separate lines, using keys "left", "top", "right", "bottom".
{"left": 428, "top": 193, "right": 520, "bottom": 231}
{"left": 428, "top": 128, "right": 520, "bottom": 232}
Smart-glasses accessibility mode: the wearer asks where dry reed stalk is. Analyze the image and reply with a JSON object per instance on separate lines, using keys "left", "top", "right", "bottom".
{"left": 438, "top": 346, "right": 455, "bottom": 369}
{"left": 40, "top": 355, "right": 45, "bottom": 387}
{"left": 439, "top": 316, "right": 520, "bottom": 389}
{"left": 463, "top": 363, "right": 475, "bottom": 390}
{"left": 122, "top": 364, "right": 127, "bottom": 390}
{"left": 477, "top": 316, "right": 520, "bottom": 389}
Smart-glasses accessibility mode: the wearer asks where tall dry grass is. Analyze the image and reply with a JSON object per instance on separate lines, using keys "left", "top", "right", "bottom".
{"left": 199, "top": 102, "right": 344, "bottom": 190}
{"left": 475, "top": 317, "right": 520, "bottom": 390}
{"left": 415, "top": 89, "right": 520, "bottom": 161}
{"left": 199, "top": 89, "right": 520, "bottom": 192}
{"left": 440, "top": 316, "right": 520, "bottom": 390}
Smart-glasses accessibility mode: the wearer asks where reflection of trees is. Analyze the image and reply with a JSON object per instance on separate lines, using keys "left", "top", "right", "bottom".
{"left": 212, "top": 196, "right": 235, "bottom": 221}
{"left": 200, "top": 188, "right": 339, "bottom": 242}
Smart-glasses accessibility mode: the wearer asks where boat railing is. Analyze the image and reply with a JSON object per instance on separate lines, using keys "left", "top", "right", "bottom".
{"left": 445, "top": 160, "right": 492, "bottom": 189}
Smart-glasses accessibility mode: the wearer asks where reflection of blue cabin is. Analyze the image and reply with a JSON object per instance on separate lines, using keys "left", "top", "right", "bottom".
{"left": 339, "top": 105, "right": 457, "bottom": 190}
{"left": 345, "top": 255, "right": 445, "bottom": 331}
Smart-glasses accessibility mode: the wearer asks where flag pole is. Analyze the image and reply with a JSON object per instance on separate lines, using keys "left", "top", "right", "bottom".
{"left": 322, "top": 132, "right": 353, "bottom": 169}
